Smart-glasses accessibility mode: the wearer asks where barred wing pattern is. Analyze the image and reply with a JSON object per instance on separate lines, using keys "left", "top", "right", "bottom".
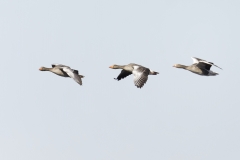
{"left": 132, "top": 66, "right": 150, "bottom": 88}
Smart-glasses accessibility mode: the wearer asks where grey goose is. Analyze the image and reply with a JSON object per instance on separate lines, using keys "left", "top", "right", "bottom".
{"left": 173, "top": 57, "right": 222, "bottom": 76}
{"left": 109, "top": 63, "right": 159, "bottom": 88}
{"left": 39, "top": 64, "right": 84, "bottom": 85}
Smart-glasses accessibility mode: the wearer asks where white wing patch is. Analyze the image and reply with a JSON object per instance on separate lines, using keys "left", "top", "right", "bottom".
{"left": 191, "top": 57, "right": 200, "bottom": 64}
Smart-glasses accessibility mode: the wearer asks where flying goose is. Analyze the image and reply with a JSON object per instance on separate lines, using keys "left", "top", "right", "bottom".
{"left": 39, "top": 64, "right": 84, "bottom": 85}
{"left": 173, "top": 57, "right": 222, "bottom": 76}
{"left": 109, "top": 63, "right": 159, "bottom": 88}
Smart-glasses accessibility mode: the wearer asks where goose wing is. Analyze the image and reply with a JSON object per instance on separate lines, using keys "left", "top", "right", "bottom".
{"left": 191, "top": 57, "right": 222, "bottom": 70}
{"left": 132, "top": 66, "right": 150, "bottom": 88}
{"left": 191, "top": 57, "right": 203, "bottom": 64}
{"left": 61, "top": 67, "right": 83, "bottom": 85}
{"left": 114, "top": 70, "right": 132, "bottom": 81}
{"left": 52, "top": 64, "right": 69, "bottom": 68}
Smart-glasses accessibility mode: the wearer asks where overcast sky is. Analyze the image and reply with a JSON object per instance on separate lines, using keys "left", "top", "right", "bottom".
{"left": 0, "top": 0, "right": 240, "bottom": 160}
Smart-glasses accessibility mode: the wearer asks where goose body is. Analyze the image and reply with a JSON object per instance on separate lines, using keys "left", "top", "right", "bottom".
{"left": 173, "top": 57, "right": 222, "bottom": 76}
{"left": 39, "top": 64, "right": 84, "bottom": 85}
{"left": 109, "top": 63, "right": 158, "bottom": 88}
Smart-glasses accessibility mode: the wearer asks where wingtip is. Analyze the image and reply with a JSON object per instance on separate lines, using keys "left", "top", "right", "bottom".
{"left": 215, "top": 65, "right": 223, "bottom": 70}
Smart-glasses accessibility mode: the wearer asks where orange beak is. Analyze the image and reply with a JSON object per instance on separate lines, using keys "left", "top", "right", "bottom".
{"left": 39, "top": 67, "right": 42, "bottom": 71}
{"left": 109, "top": 65, "right": 113, "bottom": 69}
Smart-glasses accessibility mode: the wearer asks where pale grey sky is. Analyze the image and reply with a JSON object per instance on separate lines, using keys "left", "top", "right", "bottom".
{"left": 0, "top": 0, "right": 240, "bottom": 160}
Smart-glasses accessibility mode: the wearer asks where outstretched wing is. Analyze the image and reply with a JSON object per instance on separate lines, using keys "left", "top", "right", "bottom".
{"left": 191, "top": 57, "right": 222, "bottom": 70}
{"left": 114, "top": 70, "right": 132, "bottom": 81}
{"left": 132, "top": 66, "right": 150, "bottom": 88}
{"left": 61, "top": 67, "right": 82, "bottom": 85}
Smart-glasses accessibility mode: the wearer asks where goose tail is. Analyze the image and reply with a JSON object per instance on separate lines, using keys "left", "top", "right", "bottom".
{"left": 150, "top": 70, "right": 159, "bottom": 75}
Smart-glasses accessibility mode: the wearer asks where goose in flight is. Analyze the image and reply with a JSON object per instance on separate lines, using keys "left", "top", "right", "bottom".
{"left": 39, "top": 64, "right": 84, "bottom": 85}
{"left": 173, "top": 57, "right": 222, "bottom": 76}
{"left": 109, "top": 63, "right": 159, "bottom": 88}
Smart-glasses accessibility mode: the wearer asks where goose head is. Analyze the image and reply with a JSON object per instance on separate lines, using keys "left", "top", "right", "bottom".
{"left": 109, "top": 65, "right": 117, "bottom": 69}
{"left": 39, "top": 67, "right": 50, "bottom": 71}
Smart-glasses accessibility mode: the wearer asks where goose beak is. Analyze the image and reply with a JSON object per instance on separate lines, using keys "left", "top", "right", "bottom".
{"left": 109, "top": 65, "right": 113, "bottom": 69}
{"left": 173, "top": 65, "right": 176, "bottom": 67}
{"left": 39, "top": 67, "right": 42, "bottom": 71}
